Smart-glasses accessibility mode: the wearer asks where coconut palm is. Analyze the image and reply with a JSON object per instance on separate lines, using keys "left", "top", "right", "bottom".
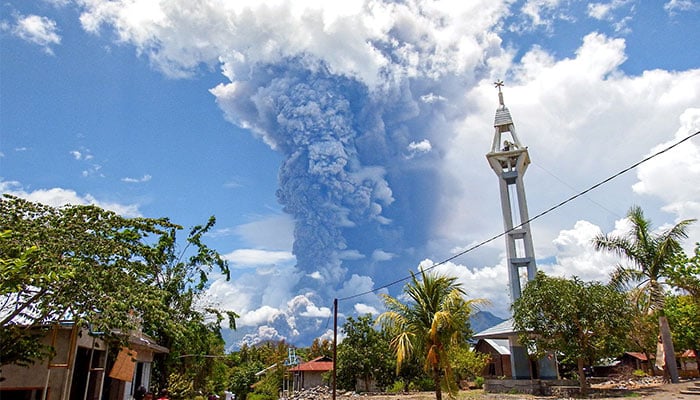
{"left": 593, "top": 205, "right": 695, "bottom": 383}
{"left": 376, "top": 268, "right": 485, "bottom": 400}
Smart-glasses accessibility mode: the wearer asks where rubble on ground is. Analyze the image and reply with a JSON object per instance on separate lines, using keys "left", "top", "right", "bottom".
{"left": 280, "top": 386, "right": 395, "bottom": 400}
{"left": 591, "top": 375, "right": 665, "bottom": 390}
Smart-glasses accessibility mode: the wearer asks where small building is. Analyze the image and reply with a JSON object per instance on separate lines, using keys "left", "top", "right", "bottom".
{"left": 616, "top": 352, "right": 652, "bottom": 374}
{"left": 680, "top": 349, "right": 699, "bottom": 378}
{"left": 287, "top": 356, "right": 333, "bottom": 390}
{"left": 474, "top": 339, "right": 512, "bottom": 378}
{"left": 0, "top": 322, "right": 168, "bottom": 400}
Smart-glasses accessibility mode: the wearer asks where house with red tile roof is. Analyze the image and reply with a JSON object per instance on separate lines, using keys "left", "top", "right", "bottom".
{"left": 288, "top": 356, "right": 333, "bottom": 389}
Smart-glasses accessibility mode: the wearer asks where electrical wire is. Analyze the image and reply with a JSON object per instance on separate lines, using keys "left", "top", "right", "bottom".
{"left": 338, "top": 130, "right": 700, "bottom": 302}
{"left": 531, "top": 161, "right": 622, "bottom": 220}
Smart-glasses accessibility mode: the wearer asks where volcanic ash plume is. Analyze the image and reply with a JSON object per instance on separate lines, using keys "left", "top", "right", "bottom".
{"left": 213, "top": 63, "right": 396, "bottom": 290}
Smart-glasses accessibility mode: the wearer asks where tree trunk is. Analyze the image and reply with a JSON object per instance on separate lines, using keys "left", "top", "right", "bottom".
{"left": 577, "top": 358, "right": 588, "bottom": 396}
{"left": 659, "top": 315, "right": 679, "bottom": 383}
{"left": 433, "top": 367, "right": 442, "bottom": 400}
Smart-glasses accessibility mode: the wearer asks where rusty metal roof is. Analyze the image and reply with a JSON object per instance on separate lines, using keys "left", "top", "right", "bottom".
{"left": 288, "top": 356, "right": 333, "bottom": 372}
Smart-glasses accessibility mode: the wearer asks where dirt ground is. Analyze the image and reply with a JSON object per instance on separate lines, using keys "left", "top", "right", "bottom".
{"left": 353, "top": 379, "right": 698, "bottom": 399}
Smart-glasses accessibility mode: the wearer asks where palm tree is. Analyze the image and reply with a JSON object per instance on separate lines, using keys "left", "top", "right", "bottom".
{"left": 593, "top": 205, "right": 695, "bottom": 383}
{"left": 376, "top": 268, "right": 484, "bottom": 400}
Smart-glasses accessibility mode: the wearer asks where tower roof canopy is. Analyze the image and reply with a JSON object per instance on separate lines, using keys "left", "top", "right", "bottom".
{"left": 493, "top": 80, "right": 513, "bottom": 127}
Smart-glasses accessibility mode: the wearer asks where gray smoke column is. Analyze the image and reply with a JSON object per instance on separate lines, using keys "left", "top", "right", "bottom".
{"left": 214, "top": 61, "right": 402, "bottom": 291}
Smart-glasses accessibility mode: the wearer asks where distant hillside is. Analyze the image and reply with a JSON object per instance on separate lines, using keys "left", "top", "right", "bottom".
{"left": 470, "top": 310, "right": 506, "bottom": 334}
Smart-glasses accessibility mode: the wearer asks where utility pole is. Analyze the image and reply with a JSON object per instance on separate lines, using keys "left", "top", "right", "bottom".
{"left": 332, "top": 298, "right": 337, "bottom": 400}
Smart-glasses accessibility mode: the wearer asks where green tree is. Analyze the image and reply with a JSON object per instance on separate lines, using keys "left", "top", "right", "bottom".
{"left": 447, "top": 344, "right": 489, "bottom": 383}
{"left": 513, "top": 272, "right": 633, "bottom": 394}
{"left": 140, "top": 215, "right": 237, "bottom": 391}
{"left": 228, "top": 357, "right": 264, "bottom": 400}
{"left": 307, "top": 337, "right": 333, "bottom": 359}
{"left": 0, "top": 195, "right": 237, "bottom": 390}
{"left": 0, "top": 232, "right": 52, "bottom": 367}
{"left": 248, "top": 341, "right": 290, "bottom": 400}
{"left": 1, "top": 195, "right": 177, "bottom": 367}
{"left": 668, "top": 243, "right": 700, "bottom": 300}
{"left": 624, "top": 290, "right": 658, "bottom": 372}
{"left": 376, "top": 269, "right": 482, "bottom": 400}
{"left": 336, "top": 314, "right": 395, "bottom": 392}
{"left": 664, "top": 294, "right": 700, "bottom": 352}
{"left": 593, "top": 205, "right": 695, "bottom": 383}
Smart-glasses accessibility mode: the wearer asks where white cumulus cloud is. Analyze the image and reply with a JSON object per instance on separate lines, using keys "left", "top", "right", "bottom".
{"left": 1, "top": 180, "right": 141, "bottom": 217}
{"left": 10, "top": 14, "right": 61, "bottom": 54}
{"left": 223, "top": 249, "right": 295, "bottom": 268}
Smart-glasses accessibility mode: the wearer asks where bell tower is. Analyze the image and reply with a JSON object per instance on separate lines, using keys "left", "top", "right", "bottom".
{"left": 486, "top": 81, "right": 537, "bottom": 302}
{"left": 485, "top": 81, "right": 556, "bottom": 380}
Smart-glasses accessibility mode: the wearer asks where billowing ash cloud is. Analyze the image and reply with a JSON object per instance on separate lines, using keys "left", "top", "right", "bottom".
{"left": 208, "top": 57, "right": 469, "bottom": 344}
{"left": 211, "top": 61, "right": 434, "bottom": 291}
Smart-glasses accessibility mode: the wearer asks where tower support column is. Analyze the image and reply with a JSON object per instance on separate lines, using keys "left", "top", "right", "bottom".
{"left": 486, "top": 81, "right": 556, "bottom": 380}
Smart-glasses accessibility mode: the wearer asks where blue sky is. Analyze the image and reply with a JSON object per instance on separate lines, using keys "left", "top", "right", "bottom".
{"left": 2, "top": 0, "right": 699, "bottom": 349}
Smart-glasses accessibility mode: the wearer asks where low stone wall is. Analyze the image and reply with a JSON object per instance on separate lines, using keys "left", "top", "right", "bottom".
{"left": 484, "top": 379, "right": 578, "bottom": 396}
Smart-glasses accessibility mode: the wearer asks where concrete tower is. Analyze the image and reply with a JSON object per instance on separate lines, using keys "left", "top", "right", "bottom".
{"left": 484, "top": 82, "right": 558, "bottom": 380}
{"left": 486, "top": 81, "right": 537, "bottom": 302}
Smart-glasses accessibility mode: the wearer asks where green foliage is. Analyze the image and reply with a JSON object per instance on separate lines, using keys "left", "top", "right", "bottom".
{"left": 513, "top": 272, "right": 633, "bottom": 392}
{"left": 337, "top": 314, "right": 395, "bottom": 391}
{"left": 664, "top": 294, "right": 700, "bottom": 351}
{"left": 593, "top": 206, "right": 695, "bottom": 384}
{"left": 250, "top": 375, "right": 281, "bottom": 400}
{"left": 377, "top": 268, "right": 484, "bottom": 400}
{"left": 632, "top": 369, "right": 647, "bottom": 378}
{"left": 447, "top": 344, "right": 489, "bottom": 381}
{"left": 227, "top": 359, "right": 264, "bottom": 400}
{"left": 623, "top": 300, "right": 657, "bottom": 371}
{"left": 409, "top": 376, "right": 437, "bottom": 391}
{"left": 0, "top": 195, "right": 180, "bottom": 366}
{"left": 0, "top": 195, "right": 237, "bottom": 391}
{"left": 0, "top": 324, "right": 52, "bottom": 369}
{"left": 473, "top": 376, "right": 484, "bottom": 389}
{"left": 386, "top": 381, "right": 405, "bottom": 393}
{"left": 230, "top": 341, "right": 291, "bottom": 400}
{"left": 667, "top": 243, "right": 700, "bottom": 300}
{"left": 593, "top": 205, "right": 694, "bottom": 313}
{"left": 307, "top": 337, "right": 333, "bottom": 359}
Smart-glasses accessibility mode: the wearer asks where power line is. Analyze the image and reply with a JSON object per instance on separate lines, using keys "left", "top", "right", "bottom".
{"left": 531, "top": 161, "right": 622, "bottom": 220}
{"left": 338, "top": 130, "right": 700, "bottom": 302}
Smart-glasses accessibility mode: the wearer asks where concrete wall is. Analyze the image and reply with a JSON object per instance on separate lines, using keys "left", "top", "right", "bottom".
{"left": 0, "top": 327, "right": 81, "bottom": 395}
{"left": 484, "top": 379, "right": 577, "bottom": 396}
{"left": 300, "top": 372, "right": 325, "bottom": 389}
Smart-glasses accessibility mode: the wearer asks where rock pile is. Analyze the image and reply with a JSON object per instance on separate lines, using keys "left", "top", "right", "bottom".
{"left": 281, "top": 386, "right": 370, "bottom": 400}
{"left": 592, "top": 375, "right": 665, "bottom": 390}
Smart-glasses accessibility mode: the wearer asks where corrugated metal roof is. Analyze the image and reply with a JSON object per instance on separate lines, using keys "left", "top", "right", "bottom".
{"left": 681, "top": 349, "right": 696, "bottom": 358}
{"left": 494, "top": 107, "right": 513, "bottom": 127}
{"left": 484, "top": 339, "right": 511, "bottom": 355}
{"left": 473, "top": 318, "right": 517, "bottom": 339}
{"left": 624, "top": 352, "right": 649, "bottom": 361}
{"left": 288, "top": 356, "right": 333, "bottom": 372}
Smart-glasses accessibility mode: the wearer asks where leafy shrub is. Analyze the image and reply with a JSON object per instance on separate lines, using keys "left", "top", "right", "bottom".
{"left": 632, "top": 369, "right": 647, "bottom": 378}
{"left": 408, "top": 377, "right": 435, "bottom": 391}
{"left": 474, "top": 376, "right": 485, "bottom": 389}
{"left": 385, "top": 381, "right": 403, "bottom": 393}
